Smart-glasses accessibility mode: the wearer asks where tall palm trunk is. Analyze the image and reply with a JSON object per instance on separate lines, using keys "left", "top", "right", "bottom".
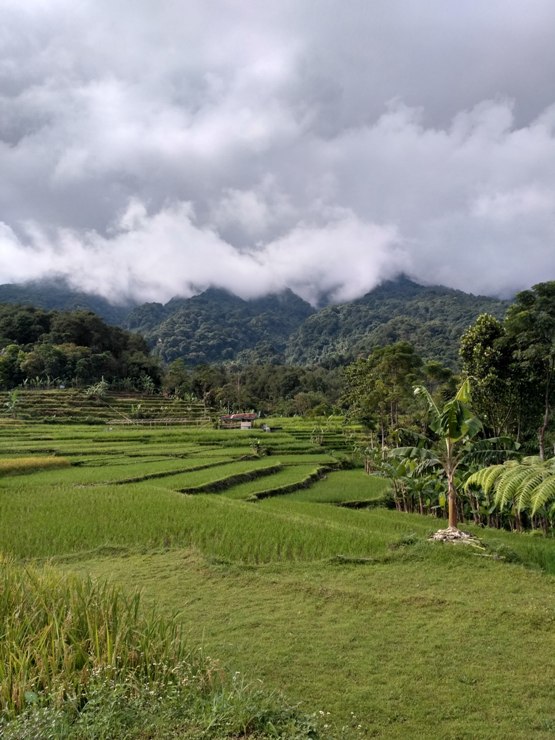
{"left": 538, "top": 382, "right": 550, "bottom": 461}
{"left": 414, "top": 380, "right": 482, "bottom": 533}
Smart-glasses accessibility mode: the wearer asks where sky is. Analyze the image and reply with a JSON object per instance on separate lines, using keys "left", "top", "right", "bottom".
{"left": 1, "top": 0, "right": 555, "bottom": 306}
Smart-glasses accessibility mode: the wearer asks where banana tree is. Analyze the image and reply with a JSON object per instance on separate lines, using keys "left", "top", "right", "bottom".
{"left": 394, "top": 380, "right": 483, "bottom": 529}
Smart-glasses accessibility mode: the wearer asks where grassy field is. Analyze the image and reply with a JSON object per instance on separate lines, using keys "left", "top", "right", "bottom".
{"left": 1, "top": 417, "right": 555, "bottom": 738}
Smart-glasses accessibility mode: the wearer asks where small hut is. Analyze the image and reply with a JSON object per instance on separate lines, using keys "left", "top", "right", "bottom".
{"left": 219, "top": 412, "right": 258, "bottom": 429}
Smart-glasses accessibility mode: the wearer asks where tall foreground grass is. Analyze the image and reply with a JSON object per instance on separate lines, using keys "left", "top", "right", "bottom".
{"left": 0, "top": 560, "right": 192, "bottom": 717}
{"left": 0, "top": 561, "right": 318, "bottom": 738}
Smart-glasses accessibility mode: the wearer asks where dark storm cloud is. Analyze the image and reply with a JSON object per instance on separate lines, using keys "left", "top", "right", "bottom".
{"left": 1, "top": 0, "right": 555, "bottom": 303}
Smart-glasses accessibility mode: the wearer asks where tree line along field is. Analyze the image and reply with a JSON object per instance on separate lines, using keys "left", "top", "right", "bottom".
{"left": 1, "top": 403, "right": 555, "bottom": 739}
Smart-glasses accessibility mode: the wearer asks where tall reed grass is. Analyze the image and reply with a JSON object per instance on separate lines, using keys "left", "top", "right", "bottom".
{"left": 0, "top": 561, "right": 319, "bottom": 738}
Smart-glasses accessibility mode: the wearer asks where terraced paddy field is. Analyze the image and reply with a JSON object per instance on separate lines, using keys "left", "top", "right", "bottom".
{"left": 1, "top": 415, "right": 555, "bottom": 738}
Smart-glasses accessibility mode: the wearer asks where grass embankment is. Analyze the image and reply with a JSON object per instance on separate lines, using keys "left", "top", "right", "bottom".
{"left": 1, "top": 419, "right": 555, "bottom": 737}
{"left": 223, "top": 463, "right": 330, "bottom": 500}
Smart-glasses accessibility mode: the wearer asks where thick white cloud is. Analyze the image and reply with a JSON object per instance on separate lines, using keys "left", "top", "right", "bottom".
{"left": 1, "top": 1, "right": 555, "bottom": 303}
{"left": 0, "top": 203, "right": 402, "bottom": 305}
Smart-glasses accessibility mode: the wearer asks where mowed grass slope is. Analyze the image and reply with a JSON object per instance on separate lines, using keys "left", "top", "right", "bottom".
{"left": 78, "top": 548, "right": 555, "bottom": 740}
{"left": 1, "top": 420, "right": 555, "bottom": 738}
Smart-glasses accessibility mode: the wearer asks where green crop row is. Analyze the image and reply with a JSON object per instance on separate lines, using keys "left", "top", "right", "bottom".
{"left": 139, "top": 459, "right": 286, "bottom": 494}
{"left": 223, "top": 463, "right": 327, "bottom": 500}
{"left": 247, "top": 466, "right": 329, "bottom": 500}
{"left": 285, "top": 469, "right": 390, "bottom": 504}
{"left": 5, "top": 458, "right": 230, "bottom": 487}
{"left": 0, "top": 476, "right": 428, "bottom": 562}
{"left": 178, "top": 463, "right": 284, "bottom": 494}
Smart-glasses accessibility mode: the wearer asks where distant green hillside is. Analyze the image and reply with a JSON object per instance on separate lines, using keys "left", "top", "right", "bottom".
{"left": 285, "top": 277, "right": 509, "bottom": 368}
{"left": 125, "top": 288, "right": 315, "bottom": 365}
{"left": 0, "top": 277, "right": 510, "bottom": 368}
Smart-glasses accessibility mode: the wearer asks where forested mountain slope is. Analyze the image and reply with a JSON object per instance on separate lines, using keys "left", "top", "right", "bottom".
{"left": 125, "top": 288, "right": 315, "bottom": 365}
{"left": 285, "top": 277, "right": 509, "bottom": 367}
{"left": 0, "top": 277, "right": 509, "bottom": 368}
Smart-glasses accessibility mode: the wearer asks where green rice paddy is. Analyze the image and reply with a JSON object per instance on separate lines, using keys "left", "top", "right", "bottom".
{"left": 1, "top": 412, "right": 555, "bottom": 738}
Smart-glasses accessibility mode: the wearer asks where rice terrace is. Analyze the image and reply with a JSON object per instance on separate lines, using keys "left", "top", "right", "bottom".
{"left": 0, "top": 386, "right": 554, "bottom": 739}
{"left": 4, "top": 2, "right": 555, "bottom": 737}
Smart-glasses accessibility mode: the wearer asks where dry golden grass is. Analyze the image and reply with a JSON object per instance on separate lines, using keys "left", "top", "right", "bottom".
{"left": 0, "top": 457, "right": 70, "bottom": 475}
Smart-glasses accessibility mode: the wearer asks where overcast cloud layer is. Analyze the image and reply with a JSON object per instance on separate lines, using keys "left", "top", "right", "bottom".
{"left": 1, "top": 0, "right": 555, "bottom": 305}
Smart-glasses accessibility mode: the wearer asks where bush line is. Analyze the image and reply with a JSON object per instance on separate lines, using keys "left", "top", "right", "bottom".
{"left": 336, "top": 497, "right": 389, "bottom": 509}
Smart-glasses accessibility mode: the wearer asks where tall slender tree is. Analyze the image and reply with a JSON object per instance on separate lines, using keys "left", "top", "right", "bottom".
{"left": 459, "top": 313, "right": 515, "bottom": 437}
{"left": 504, "top": 282, "right": 555, "bottom": 460}
{"left": 341, "top": 342, "right": 423, "bottom": 446}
